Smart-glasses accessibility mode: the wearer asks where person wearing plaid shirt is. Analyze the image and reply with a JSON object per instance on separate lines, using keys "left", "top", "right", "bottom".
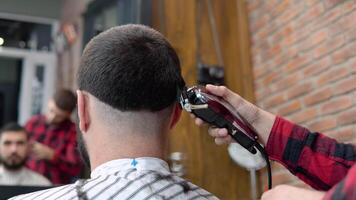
{"left": 194, "top": 84, "right": 355, "bottom": 200}
{"left": 25, "top": 89, "right": 83, "bottom": 185}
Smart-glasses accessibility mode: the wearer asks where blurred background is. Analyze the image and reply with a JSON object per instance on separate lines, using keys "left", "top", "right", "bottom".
{"left": 0, "top": 0, "right": 354, "bottom": 199}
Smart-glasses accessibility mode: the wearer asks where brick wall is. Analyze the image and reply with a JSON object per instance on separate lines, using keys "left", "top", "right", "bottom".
{"left": 246, "top": 0, "right": 356, "bottom": 188}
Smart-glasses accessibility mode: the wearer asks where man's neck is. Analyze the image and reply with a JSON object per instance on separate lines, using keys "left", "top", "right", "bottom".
{"left": 88, "top": 132, "right": 167, "bottom": 171}
{"left": 0, "top": 165, "right": 25, "bottom": 174}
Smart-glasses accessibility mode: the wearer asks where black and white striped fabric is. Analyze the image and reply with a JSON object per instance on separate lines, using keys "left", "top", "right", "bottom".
{"left": 10, "top": 157, "right": 219, "bottom": 200}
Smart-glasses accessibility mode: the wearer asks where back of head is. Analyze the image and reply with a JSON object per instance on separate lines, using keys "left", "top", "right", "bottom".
{"left": 77, "top": 24, "right": 185, "bottom": 112}
{"left": 53, "top": 89, "right": 77, "bottom": 113}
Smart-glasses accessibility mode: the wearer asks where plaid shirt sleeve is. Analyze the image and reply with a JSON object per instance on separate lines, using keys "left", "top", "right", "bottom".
{"left": 25, "top": 115, "right": 83, "bottom": 184}
{"left": 266, "top": 116, "right": 355, "bottom": 198}
{"left": 49, "top": 123, "right": 82, "bottom": 176}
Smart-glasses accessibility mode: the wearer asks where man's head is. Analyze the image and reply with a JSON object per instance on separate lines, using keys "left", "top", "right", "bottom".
{"left": 46, "top": 89, "right": 76, "bottom": 125}
{"left": 77, "top": 24, "right": 185, "bottom": 112}
{"left": 76, "top": 24, "right": 185, "bottom": 165}
{"left": 0, "top": 123, "right": 29, "bottom": 170}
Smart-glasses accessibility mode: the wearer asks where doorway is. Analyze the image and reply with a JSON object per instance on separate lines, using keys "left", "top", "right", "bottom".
{"left": 0, "top": 57, "right": 22, "bottom": 127}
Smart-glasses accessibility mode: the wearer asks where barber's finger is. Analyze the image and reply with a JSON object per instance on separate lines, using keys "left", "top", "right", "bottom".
{"left": 194, "top": 117, "right": 205, "bottom": 126}
{"left": 208, "top": 127, "right": 228, "bottom": 137}
{"left": 205, "top": 84, "right": 244, "bottom": 109}
{"left": 261, "top": 189, "right": 272, "bottom": 200}
{"left": 215, "top": 136, "right": 232, "bottom": 145}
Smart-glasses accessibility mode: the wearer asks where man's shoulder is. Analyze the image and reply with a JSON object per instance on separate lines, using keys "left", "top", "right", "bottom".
{"left": 26, "top": 115, "right": 45, "bottom": 126}
{"left": 23, "top": 168, "right": 52, "bottom": 186}
{"left": 170, "top": 176, "right": 219, "bottom": 199}
{"left": 10, "top": 184, "right": 75, "bottom": 200}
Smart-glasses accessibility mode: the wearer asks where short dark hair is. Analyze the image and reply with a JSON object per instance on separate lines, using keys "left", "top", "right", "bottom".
{"left": 53, "top": 89, "right": 77, "bottom": 112}
{"left": 77, "top": 24, "right": 185, "bottom": 111}
{"left": 0, "top": 122, "right": 27, "bottom": 139}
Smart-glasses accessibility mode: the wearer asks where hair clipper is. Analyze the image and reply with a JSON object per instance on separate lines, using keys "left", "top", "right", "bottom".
{"left": 179, "top": 85, "right": 272, "bottom": 189}
{"left": 179, "top": 86, "right": 259, "bottom": 153}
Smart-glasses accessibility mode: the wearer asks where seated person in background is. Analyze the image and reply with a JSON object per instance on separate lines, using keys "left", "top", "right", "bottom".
{"left": 25, "top": 89, "right": 83, "bottom": 184}
{"left": 0, "top": 123, "right": 51, "bottom": 186}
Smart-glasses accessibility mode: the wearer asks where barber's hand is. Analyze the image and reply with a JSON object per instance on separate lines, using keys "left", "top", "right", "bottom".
{"left": 191, "top": 84, "right": 276, "bottom": 146}
{"left": 261, "top": 185, "right": 325, "bottom": 200}
{"left": 31, "top": 142, "right": 55, "bottom": 160}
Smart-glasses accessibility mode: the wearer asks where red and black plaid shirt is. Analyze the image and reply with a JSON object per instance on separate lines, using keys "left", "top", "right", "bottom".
{"left": 267, "top": 116, "right": 355, "bottom": 199}
{"left": 25, "top": 115, "right": 83, "bottom": 185}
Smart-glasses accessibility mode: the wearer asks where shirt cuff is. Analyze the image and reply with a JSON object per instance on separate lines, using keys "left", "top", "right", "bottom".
{"left": 265, "top": 116, "right": 295, "bottom": 162}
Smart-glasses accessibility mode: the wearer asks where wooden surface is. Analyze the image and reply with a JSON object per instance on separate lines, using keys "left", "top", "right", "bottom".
{"left": 151, "top": 0, "right": 256, "bottom": 199}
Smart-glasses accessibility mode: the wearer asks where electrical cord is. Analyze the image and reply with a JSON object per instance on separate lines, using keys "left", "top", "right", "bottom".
{"left": 254, "top": 143, "right": 272, "bottom": 190}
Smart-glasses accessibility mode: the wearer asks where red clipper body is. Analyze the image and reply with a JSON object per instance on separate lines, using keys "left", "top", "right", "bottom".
{"left": 180, "top": 86, "right": 259, "bottom": 153}
{"left": 179, "top": 85, "right": 272, "bottom": 189}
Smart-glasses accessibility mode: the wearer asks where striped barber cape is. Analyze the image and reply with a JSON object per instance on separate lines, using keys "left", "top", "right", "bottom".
{"left": 10, "top": 157, "right": 219, "bottom": 200}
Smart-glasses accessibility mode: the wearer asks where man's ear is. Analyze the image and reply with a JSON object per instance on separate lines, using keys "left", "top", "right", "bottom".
{"left": 169, "top": 103, "right": 182, "bottom": 129}
{"left": 77, "top": 90, "right": 90, "bottom": 133}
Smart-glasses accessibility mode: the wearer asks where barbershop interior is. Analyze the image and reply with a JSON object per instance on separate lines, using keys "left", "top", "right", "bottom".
{"left": 0, "top": 0, "right": 355, "bottom": 199}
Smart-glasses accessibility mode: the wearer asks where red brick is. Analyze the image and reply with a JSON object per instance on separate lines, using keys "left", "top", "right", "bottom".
{"left": 254, "top": 26, "right": 269, "bottom": 39}
{"left": 337, "top": 107, "right": 356, "bottom": 126}
{"left": 352, "top": 58, "right": 356, "bottom": 73}
{"left": 320, "top": 96, "right": 352, "bottom": 115}
{"left": 309, "top": 117, "right": 337, "bottom": 132}
{"left": 353, "top": 92, "right": 356, "bottom": 105}
{"left": 328, "top": 12, "right": 356, "bottom": 37}
{"left": 304, "top": 0, "right": 319, "bottom": 7}
{"left": 346, "top": 27, "right": 356, "bottom": 43}
{"left": 271, "top": 54, "right": 285, "bottom": 68}
{"left": 317, "top": 66, "right": 349, "bottom": 85}
{"left": 286, "top": 46, "right": 298, "bottom": 58}
{"left": 250, "top": 14, "right": 270, "bottom": 32}
{"left": 299, "top": 29, "right": 328, "bottom": 51}
{"left": 270, "top": 24, "right": 294, "bottom": 44}
{"left": 341, "top": 9, "right": 356, "bottom": 31}
{"left": 290, "top": 107, "right": 319, "bottom": 124}
{"left": 281, "top": 33, "right": 297, "bottom": 46}
{"left": 298, "top": 2, "right": 325, "bottom": 26}
{"left": 304, "top": 87, "right": 333, "bottom": 106}
{"left": 311, "top": 2, "right": 355, "bottom": 31}
{"left": 264, "top": 94, "right": 286, "bottom": 108}
{"left": 327, "top": 126, "right": 356, "bottom": 142}
{"left": 276, "top": 5, "right": 300, "bottom": 26}
{"left": 349, "top": 42, "right": 356, "bottom": 57}
{"left": 302, "top": 56, "right": 331, "bottom": 76}
{"left": 265, "top": 44, "right": 282, "bottom": 60}
{"left": 331, "top": 44, "right": 355, "bottom": 65}
{"left": 323, "top": 0, "right": 347, "bottom": 9}
{"left": 284, "top": 55, "right": 312, "bottom": 72}
{"left": 247, "top": 0, "right": 261, "bottom": 13}
{"left": 278, "top": 100, "right": 302, "bottom": 116}
{"left": 294, "top": 22, "right": 314, "bottom": 43}
{"left": 287, "top": 82, "right": 313, "bottom": 99}
{"left": 273, "top": 73, "right": 300, "bottom": 92}
{"left": 343, "top": 0, "right": 356, "bottom": 13}
{"left": 264, "top": 0, "right": 282, "bottom": 12}
{"left": 248, "top": 0, "right": 356, "bottom": 190}
{"left": 313, "top": 34, "right": 345, "bottom": 59}
{"left": 271, "top": 0, "right": 291, "bottom": 17}
{"left": 262, "top": 71, "right": 281, "bottom": 85}
{"left": 255, "top": 87, "right": 272, "bottom": 102}
{"left": 253, "top": 66, "right": 269, "bottom": 78}
{"left": 333, "top": 76, "right": 356, "bottom": 95}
